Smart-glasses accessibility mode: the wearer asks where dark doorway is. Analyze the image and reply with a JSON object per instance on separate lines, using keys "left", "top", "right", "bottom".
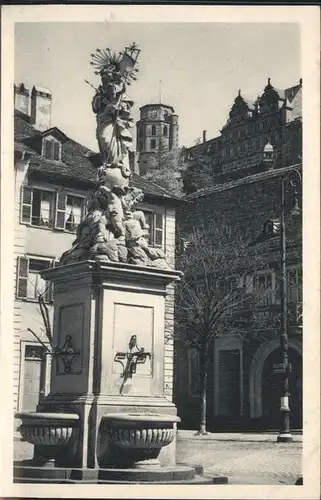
{"left": 218, "top": 349, "right": 241, "bottom": 417}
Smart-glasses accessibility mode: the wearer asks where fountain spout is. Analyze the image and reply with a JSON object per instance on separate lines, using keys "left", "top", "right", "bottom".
{"left": 114, "top": 334, "right": 151, "bottom": 394}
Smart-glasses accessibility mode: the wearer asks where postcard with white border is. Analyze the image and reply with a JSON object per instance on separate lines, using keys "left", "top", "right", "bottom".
{"left": 0, "top": 4, "right": 320, "bottom": 499}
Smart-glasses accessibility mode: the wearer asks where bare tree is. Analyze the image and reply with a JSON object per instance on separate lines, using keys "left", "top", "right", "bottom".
{"left": 174, "top": 222, "right": 272, "bottom": 435}
{"left": 27, "top": 285, "right": 54, "bottom": 355}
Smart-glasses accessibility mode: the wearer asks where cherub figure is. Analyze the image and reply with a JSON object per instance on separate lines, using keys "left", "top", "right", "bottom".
{"left": 121, "top": 187, "right": 149, "bottom": 233}
{"left": 96, "top": 184, "right": 126, "bottom": 240}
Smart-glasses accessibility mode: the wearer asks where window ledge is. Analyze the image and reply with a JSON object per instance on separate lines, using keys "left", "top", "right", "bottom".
{"left": 20, "top": 222, "right": 53, "bottom": 232}
{"left": 42, "top": 158, "right": 62, "bottom": 164}
{"left": 20, "top": 222, "right": 78, "bottom": 235}
{"left": 16, "top": 297, "right": 53, "bottom": 305}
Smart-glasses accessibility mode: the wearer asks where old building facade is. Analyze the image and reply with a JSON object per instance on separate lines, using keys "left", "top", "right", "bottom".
{"left": 174, "top": 78, "right": 302, "bottom": 431}
{"left": 136, "top": 103, "right": 179, "bottom": 176}
{"left": 182, "top": 79, "right": 302, "bottom": 191}
{"left": 175, "top": 166, "right": 302, "bottom": 431}
{"left": 13, "top": 83, "right": 178, "bottom": 414}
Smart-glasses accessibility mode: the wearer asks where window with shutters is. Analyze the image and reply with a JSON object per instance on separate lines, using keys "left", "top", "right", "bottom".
{"left": 287, "top": 266, "right": 302, "bottom": 303}
{"left": 142, "top": 210, "right": 164, "bottom": 248}
{"left": 21, "top": 186, "right": 54, "bottom": 228}
{"left": 254, "top": 271, "right": 275, "bottom": 305}
{"left": 16, "top": 256, "right": 54, "bottom": 302}
{"left": 42, "top": 137, "right": 61, "bottom": 161}
{"left": 55, "top": 192, "right": 84, "bottom": 232}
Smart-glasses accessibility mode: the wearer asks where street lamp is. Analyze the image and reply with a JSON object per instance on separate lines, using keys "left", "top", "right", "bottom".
{"left": 277, "top": 168, "right": 301, "bottom": 443}
{"left": 263, "top": 143, "right": 302, "bottom": 442}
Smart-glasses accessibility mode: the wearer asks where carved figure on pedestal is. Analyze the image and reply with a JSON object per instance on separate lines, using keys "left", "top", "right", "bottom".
{"left": 60, "top": 188, "right": 120, "bottom": 265}
{"left": 59, "top": 43, "right": 170, "bottom": 270}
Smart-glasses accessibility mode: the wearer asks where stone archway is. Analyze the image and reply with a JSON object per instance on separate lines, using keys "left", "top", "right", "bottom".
{"left": 249, "top": 338, "right": 302, "bottom": 419}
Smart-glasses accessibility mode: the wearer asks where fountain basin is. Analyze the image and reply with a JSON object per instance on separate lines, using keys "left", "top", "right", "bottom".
{"left": 103, "top": 413, "right": 180, "bottom": 449}
{"left": 16, "top": 412, "right": 79, "bottom": 447}
{"left": 99, "top": 413, "right": 180, "bottom": 468}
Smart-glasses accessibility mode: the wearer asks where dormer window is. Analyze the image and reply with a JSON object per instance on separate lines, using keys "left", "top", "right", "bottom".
{"left": 43, "top": 136, "right": 61, "bottom": 161}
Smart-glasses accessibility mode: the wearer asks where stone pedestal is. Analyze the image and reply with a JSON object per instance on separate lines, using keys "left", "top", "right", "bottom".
{"left": 38, "top": 260, "right": 182, "bottom": 470}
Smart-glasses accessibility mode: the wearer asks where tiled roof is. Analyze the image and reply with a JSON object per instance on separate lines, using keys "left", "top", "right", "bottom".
{"left": 131, "top": 173, "right": 180, "bottom": 200}
{"left": 284, "top": 84, "right": 301, "bottom": 103}
{"left": 14, "top": 141, "right": 36, "bottom": 155}
{"left": 14, "top": 113, "right": 39, "bottom": 141}
{"left": 15, "top": 111, "right": 180, "bottom": 202}
{"left": 185, "top": 163, "right": 302, "bottom": 200}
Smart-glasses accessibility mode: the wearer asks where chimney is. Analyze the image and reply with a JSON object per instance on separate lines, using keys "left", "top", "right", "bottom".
{"left": 202, "top": 130, "right": 207, "bottom": 143}
{"left": 30, "top": 85, "right": 52, "bottom": 131}
{"left": 14, "top": 83, "right": 30, "bottom": 115}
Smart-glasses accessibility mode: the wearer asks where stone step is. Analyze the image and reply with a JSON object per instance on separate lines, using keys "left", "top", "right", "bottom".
{"left": 13, "top": 464, "right": 228, "bottom": 484}
{"left": 14, "top": 476, "right": 227, "bottom": 485}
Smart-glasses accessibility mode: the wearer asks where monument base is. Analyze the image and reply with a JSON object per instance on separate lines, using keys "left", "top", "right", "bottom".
{"left": 13, "top": 462, "right": 228, "bottom": 484}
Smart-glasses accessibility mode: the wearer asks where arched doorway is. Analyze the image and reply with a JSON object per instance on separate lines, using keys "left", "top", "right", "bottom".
{"left": 249, "top": 339, "right": 302, "bottom": 429}
{"left": 261, "top": 346, "right": 302, "bottom": 429}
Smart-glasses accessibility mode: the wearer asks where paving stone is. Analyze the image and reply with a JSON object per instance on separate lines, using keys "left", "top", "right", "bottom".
{"left": 176, "top": 438, "right": 302, "bottom": 484}
{"left": 14, "top": 435, "right": 302, "bottom": 485}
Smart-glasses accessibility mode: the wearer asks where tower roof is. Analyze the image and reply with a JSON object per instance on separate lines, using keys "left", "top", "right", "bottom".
{"left": 139, "top": 103, "right": 174, "bottom": 113}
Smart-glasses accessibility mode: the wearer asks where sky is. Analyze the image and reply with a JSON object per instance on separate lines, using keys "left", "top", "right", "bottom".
{"left": 15, "top": 22, "right": 300, "bottom": 151}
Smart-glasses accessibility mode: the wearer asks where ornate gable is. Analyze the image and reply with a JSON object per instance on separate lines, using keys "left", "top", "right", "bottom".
{"left": 259, "top": 78, "right": 280, "bottom": 114}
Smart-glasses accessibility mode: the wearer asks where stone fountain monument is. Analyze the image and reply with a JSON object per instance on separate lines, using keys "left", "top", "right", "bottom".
{"left": 14, "top": 44, "right": 224, "bottom": 485}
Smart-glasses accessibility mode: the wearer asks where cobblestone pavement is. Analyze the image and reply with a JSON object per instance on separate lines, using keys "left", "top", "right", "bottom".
{"left": 176, "top": 435, "right": 302, "bottom": 485}
{"left": 14, "top": 434, "right": 302, "bottom": 485}
{"left": 14, "top": 439, "right": 34, "bottom": 462}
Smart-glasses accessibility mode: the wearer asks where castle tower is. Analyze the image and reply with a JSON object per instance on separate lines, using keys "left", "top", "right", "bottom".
{"left": 136, "top": 104, "right": 179, "bottom": 176}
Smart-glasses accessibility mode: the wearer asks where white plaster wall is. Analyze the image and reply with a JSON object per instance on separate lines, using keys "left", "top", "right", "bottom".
{"left": 13, "top": 166, "right": 177, "bottom": 410}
